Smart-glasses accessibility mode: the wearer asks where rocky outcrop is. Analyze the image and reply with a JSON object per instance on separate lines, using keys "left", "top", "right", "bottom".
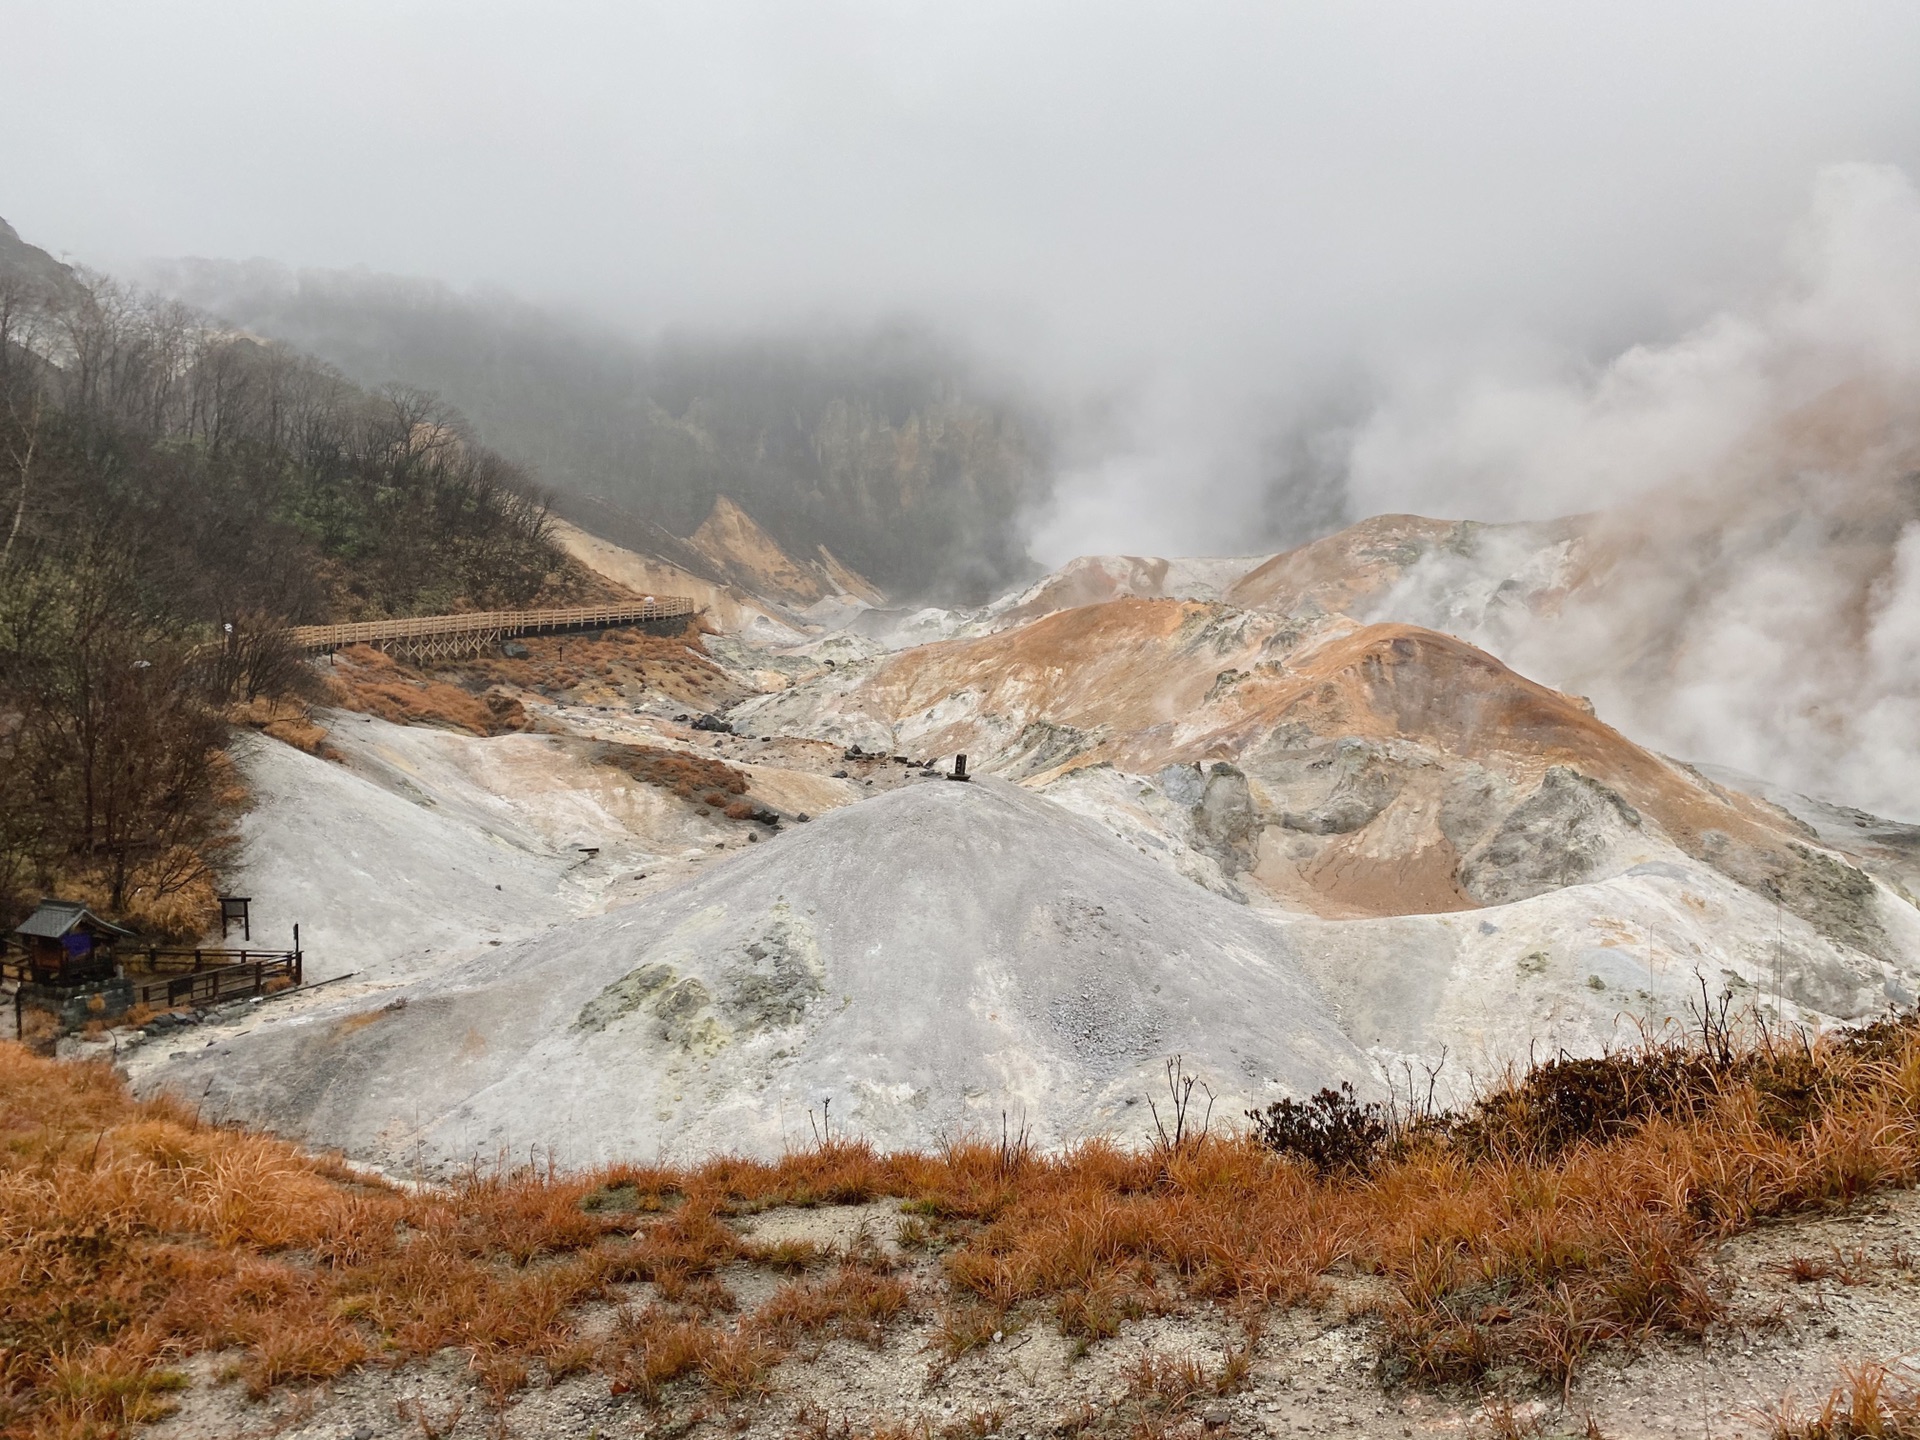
{"left": 686, "top": 497, "right": 883, "bottom": 611}
{"left": 1457, "top": 766, "right": 1643, "bottom": 905}
{"left": 0, "top": 216, "right": 83, "bottom": 300}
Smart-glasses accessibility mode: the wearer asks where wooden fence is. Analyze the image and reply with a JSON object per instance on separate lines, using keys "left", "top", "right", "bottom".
{"left": 8, "top": 935, "right": 304, "bottom": 1042}
{"left": 130, "top": 945, "right": 302, "bottom": 978}
{"left": 128, "top": 954, "right": 300, "bottom": 1011}
{"left": 288, "top": 597, "right": 697, "bottom": 661}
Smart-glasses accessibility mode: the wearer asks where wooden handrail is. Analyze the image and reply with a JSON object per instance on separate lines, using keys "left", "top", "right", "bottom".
{"left": 287, "top": 597, "right": 696, "bottom": 653}
{"left": 129, "top": 954, "right": 299, "bottom": 1011}
{"left": 135, "top": 946, "right": 297, "bottom": 976}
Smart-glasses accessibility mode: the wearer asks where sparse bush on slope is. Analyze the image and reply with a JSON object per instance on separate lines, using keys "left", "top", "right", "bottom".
{"left": 2, "top": 1007, "right": 1917, "bottom": 1435}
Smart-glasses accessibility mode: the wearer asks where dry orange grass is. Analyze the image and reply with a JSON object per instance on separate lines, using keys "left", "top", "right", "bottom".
{"left": 321, "top": 621, "right": 737, "bottom": 733}
{"left": 323, "top": 645, "right": 528, "bottom": 736}
{"left": 454, "top": 621, "right": 737, "bottom": 712}
{"left": 1771, "top": 1361, "right": 1920, "bottom": 1438}
{"left": 229, "top": 695, "right": 334, "bottom": 757}
{"left": 757, "top": 1264, "right": 912, "bottom": 1348}
{"left": 2, "top": 1013, "right": 1918, "bottom": 1436}
{"left": 597, "top": 742, "right": 750, "bottom": 806}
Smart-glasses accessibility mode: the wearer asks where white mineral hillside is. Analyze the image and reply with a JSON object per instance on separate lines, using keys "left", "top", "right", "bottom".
{"left": 227, "top": 713, "right": 783, "bottom": 983}
{"left": 124, "top": 506, "right": 1920, "bottom": 1174}
{"left": 159, "top": 779, "right": 1369, "bottom": 1168}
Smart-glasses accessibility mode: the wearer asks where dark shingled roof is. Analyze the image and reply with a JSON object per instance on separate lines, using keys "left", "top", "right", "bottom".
{"left": 13, "top": 900, "right": 133, "bottom": 940}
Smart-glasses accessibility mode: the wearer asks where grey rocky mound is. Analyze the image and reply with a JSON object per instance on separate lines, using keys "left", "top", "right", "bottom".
{"left": 155, "top": 779, "right": 1370, "bottom": 1168}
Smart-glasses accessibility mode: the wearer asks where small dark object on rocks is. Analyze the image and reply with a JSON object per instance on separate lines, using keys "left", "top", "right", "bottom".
{"left": 748, "top": 833, "right": 758, "bottom": 842}
{"left": 949, "top": 753, "right": 971, "bottom": 782}
{"left": 796, "top": 812, "right": 811, "bottom": 822}
{"left": 891, "top": 754, "right": 909, "bottom": 764}
{"left": 832, "top": 769, "right": 849, "bottom": 779}
{"left": 692, "top": 714, "right": 733, "bottom": 734}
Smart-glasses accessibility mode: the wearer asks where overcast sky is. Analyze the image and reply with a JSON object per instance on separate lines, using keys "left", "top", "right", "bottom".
{"left": 6, "top": 2, "right": 1920, "bottom": 553}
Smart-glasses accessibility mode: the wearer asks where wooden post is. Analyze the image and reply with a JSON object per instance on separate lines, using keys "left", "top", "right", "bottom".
{"left": 293, "top": 924, "right": 301, "bottom": 986}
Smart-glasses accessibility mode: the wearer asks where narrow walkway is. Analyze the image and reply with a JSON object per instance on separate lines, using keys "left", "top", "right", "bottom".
{"left": 288, "top": 597, "right": 697, "bottom": 660}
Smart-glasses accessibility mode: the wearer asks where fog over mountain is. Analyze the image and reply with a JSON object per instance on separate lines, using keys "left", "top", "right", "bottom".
{"left": 10, "top": 4, "right": 1920, "bottom": 809}
{"left": 8, "top": 2, "right": 1920, "bottom": 565}
{"left": 140, "top": 262, "right": 1048, "bottom": 601}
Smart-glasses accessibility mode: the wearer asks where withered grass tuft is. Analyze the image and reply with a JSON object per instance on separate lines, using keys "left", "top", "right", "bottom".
{"left": 1770, "top": 1360, "right": 1920, "bottom": 1438}
{"left": 3, "top": 1007, "right": 1918, "bottom": 1434}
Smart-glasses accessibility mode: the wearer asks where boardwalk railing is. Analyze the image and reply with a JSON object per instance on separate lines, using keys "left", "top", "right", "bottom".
{"left": 129, "top": 955, "right": 300, "bottom": 1011}
{"left": 130, "top": 946, "right": 302, "bottom": 979}
{"left": 288, "top": 597, "right": 697, "bottom": 660}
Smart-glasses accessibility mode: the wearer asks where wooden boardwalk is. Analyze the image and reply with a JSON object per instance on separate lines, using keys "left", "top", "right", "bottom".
{"left": 288, "top": 597, "right": 697, "bottom": 660}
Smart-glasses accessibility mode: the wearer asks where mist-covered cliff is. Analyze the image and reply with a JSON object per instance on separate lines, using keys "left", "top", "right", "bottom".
{"left": 147, "top": 261, "right": 1048, "bottom": 603}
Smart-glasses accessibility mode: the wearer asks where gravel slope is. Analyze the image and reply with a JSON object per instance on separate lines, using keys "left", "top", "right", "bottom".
{"left": 155, "top": 778, "right": 1368, "bottom": 1168}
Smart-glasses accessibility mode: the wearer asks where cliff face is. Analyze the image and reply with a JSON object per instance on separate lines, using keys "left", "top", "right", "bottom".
{"left": 0, "top": 217, "right": 81, "bottom": 296}
{"left": 685, "top": 496, "right": 884, "bottom": 611}
{"left": 627, "top": 385, "right": 1036, "bottom": 600}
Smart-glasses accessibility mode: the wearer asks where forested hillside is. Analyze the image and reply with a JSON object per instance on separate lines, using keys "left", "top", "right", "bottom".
{"left": 149, "top": 260, "right": 1048, "bottom": 601}
{"left": 0, "top": 221, "right": 569, "bottom": 932}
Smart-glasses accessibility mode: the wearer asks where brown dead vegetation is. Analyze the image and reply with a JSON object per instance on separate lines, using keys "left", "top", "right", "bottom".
{"left": 3, "top": 1009, "right": 1918, "bottom": 1437}
{"left": 322, "top": 645, "right": 529, "bottom": 737}
{"left": 229, "top": 695, "right": 335, "bottom": 758}
{"left": 596, "top": 741, "right": 751, "bottom": 806}
{"left": 452, "top": 619, "right": 738, "bottom": 712}
{"left": 319, "top": 620, "right": 739, "bottom": 739}
{"left": 1772, "top": 1360, "right": 1920, "bottom": 1438}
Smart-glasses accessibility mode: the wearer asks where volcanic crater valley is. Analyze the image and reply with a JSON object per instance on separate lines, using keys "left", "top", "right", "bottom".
{"left": 77, "top": 499, "right": 1920, "bottom": 1440}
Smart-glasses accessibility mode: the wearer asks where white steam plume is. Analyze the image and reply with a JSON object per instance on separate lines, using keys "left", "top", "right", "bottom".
{"left": 1350, "top": 163, "right": 1920, "bottom": 820}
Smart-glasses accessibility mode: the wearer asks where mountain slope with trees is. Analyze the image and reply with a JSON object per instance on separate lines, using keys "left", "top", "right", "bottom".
{"left": 0, "top": 221, "right": 572, "bottom": 932}
{"left": 147, "top": 259, "right": 1049, "bottom": 602}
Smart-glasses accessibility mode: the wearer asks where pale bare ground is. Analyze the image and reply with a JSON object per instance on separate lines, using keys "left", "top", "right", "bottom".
{"left": 144, "top": 1188, "right": 1920, "bottom": 1440}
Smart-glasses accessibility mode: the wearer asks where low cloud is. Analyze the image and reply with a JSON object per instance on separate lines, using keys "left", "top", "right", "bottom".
{"left": 1353, "top": 164, "right": 1920, "bottom": 818}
